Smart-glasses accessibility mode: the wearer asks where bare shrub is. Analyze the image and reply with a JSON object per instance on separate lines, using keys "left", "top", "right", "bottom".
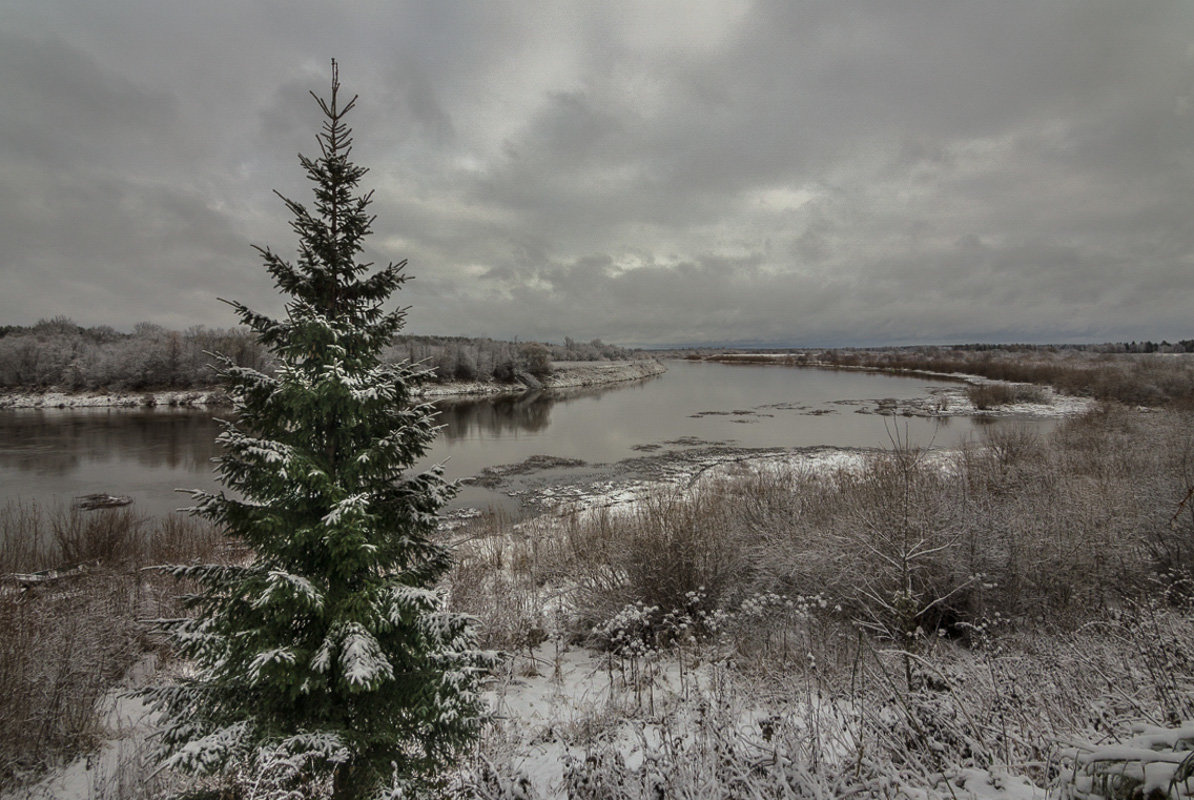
{"left": 446, "top": 512, "right": 554, "bottom": 653}
{"left": 558, "top": 487, "right": 751, "bottom": 635}
{"left": 967, "top": 382, "right": 1009, "bottom": 409}
{"left": 811, "top": 449, "right": 984, "bottom": 682}
{"left": 0, "top": 575, "right": 143, "bottom": 788}
{"left": 981, "top": 424, "right": 1043, "bottom": 468}
{"left": 52, "top": 506, "right": 144, "bottom": 567}
{"left": 966, "top": 382, "right": 1044, "bottom": 409}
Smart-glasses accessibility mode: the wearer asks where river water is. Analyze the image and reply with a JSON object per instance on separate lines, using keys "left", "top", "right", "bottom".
{"left": 0, "top": 361, "right": 1042, "bottom": 517}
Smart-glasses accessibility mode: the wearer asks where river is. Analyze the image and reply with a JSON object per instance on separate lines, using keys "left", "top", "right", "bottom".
{"left": 0, "top": 360, "right": 1047, "bottom": 517}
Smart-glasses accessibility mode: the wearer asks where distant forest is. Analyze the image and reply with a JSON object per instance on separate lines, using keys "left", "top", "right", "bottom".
{"left": 893, "top": 340, "right": 1194, "bottom": 354}
{"left": 0, "top": 317, "right": 636, "bottom": 391}
{"left": 659, "top": 339, "right": 1194, "bottom": 358}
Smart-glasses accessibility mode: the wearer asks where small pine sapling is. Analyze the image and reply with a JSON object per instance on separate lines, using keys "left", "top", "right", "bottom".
{"left": 143, "top": 62, "right": 489, "bottom": 799}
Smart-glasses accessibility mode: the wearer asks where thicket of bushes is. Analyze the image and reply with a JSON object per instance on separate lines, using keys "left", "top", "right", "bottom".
{"left": 0, "top": 317, "right": 268, "bottom": 392}
{"left": 965, "top": 381, "right": 1048, "bottom": 409}
{"left": 0, "top": 317, "right": 637, "bottom": 391}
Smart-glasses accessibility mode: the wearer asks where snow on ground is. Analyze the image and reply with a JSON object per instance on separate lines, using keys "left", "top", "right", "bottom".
{"left": 481, "top": 643, "right": 617, "bottom": 792}
{"left": 530, "top": 446, "right": 901, "bottom": 523}
{"left": 0, "top": 389, "right": 228, "bottom": 409}
{"left": 0, "top": 362, "right": 669, "bottom": 408}
{"left": 6, "top": 637, "right": 1057, "bottom": 799}
{"left": 480, "top": 642, "right": 771, "bottom": 796}
{"left": 927, "top": 383, "right": 1094, "bottom": 418}
{"left": 934, "top": 768, "right": 1047, "bottom": 800}
{"left": 539, "top": 360, "right": 666, "bottom": 390}
{"left": 837, "top": 383, "right": 1096, "bottom": 419}
{"left": 475, "top": 641, "right": 1050, "bottom": 799}
{"left": 5, "top": 658, "right": 159, "bottom": 800}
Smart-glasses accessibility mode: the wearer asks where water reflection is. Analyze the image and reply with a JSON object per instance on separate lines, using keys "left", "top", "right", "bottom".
{"left": 0, "top": 408, "right": 220, "bottom": 477}
{"left": 434, "top": 392, "right": 553, "bottom": 441}
{"left": 431, "top": 377, "right": 663, "bottom": 443}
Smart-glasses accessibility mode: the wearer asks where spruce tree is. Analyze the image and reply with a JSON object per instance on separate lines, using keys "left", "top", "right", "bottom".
{"left": 145, "top": 62, "right": 488, "bottom": 798}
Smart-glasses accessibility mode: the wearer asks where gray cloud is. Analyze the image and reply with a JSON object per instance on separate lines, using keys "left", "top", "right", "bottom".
{"left": 2, "top": 1, "right": 1192, "bottom": 346}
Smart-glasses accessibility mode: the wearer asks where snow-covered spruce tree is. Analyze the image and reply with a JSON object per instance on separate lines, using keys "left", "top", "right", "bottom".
{"left": 145, "top": 63, "right": 489, "bottom": 799}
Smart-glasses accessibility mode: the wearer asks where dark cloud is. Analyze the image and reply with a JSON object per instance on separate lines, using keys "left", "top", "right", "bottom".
{"left": 2, "top": 2, "right": 1192, "bottom": 345}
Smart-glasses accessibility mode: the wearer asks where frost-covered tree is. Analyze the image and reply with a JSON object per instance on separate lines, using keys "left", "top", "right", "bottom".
{"left": 145, "top": 62, "right": 488, "bottom": 799}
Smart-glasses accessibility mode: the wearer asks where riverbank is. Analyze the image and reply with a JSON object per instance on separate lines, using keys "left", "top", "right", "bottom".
{"left": 698, "top": 353, "right": 1094, "bottom": 418}
{"left": 702, "top": 349, "right": 1194, "bottom": 410}
{"left": 418, "top": 359, "right": 667, "bottom": 397}
{"left": 0, "top": 359, "right": 667, "bottom": 409}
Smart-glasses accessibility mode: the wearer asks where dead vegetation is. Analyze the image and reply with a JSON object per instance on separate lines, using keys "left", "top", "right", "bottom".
{"left": 444, "top": 403, "right": 1194, "bottom": 797}
{"left": 0, "top": 505, "right": 225, "bottom": 789}
{"left": 453, "top": 405, "right": 1194, "bottom": 649}
{"left": 815, "top": 347, "right": 1194, "bottom": 410}
{"left": 700, "top": 347, "right": 1194, "bottom": 409}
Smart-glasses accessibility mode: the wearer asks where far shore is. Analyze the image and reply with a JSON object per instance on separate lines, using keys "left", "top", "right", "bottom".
{"left": 0, "top": 359, "right": 668, "bottom": 410}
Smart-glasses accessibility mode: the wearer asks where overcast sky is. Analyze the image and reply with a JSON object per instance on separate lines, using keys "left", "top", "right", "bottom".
{"left": 3, "top": 2, "right": 1192, "bottom": 347}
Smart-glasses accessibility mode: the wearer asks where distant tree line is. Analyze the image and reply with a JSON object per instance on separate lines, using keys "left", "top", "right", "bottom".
{"left": 875, "top": 341, "right": 1194, "bottom": 354}
{"left": 1107, "top": 340, "right": 1194, "bottom": 354}
{"left": 895, "top": 340, "right": 1194, "bottom": 354}
{"left": 392, "top": 335, "right": 633, "bottom": 383}
{"left": 659, "top": 340, "right": 1194, "bottom": 358}
{"left": 0, "top": 316, "right": 268, "bottom": 391}
{"left": 0, "top": 317, "right": 636, "bottom": 391}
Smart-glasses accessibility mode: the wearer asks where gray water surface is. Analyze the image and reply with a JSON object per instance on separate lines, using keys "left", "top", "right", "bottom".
{"left": 0, "top": 361, "right": 1041, "bottom": 517}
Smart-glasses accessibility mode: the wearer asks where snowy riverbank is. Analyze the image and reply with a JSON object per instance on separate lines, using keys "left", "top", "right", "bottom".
{"left": 838, "top": 380, "right": 1095, "bottom": 418}
{"left": 705, "top": 354, "right": 1096, "bottom": 418}
{"left": 418, "top": 359, "right": 667, "bottom": 397}
{"left": 0, "top": 360, "right": 667, "bottom": 409}
{"left": 0, "top": 388, "right": 230, "bottom": 409}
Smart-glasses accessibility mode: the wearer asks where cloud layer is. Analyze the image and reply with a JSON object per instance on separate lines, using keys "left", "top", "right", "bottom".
{"left": 4, "top": 1, "right": 1192, "bottom": 346}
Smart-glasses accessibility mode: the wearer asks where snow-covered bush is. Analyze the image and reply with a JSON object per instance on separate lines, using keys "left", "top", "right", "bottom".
{"left": 1058, "top": 723, "right": 1194, "bottom": 799}
{"left": 560, "top": 490, "right": 752, "bottom": 634}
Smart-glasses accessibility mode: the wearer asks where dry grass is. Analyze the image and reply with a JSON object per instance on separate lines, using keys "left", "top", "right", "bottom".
{"left": 588, "top": 408, "right": 1179, "bottom": 639}
{"left": 447, "top": 406, "right": 1194, "bottom": 655}
{"left": 0, "top": 505, "right": 225, "bottom": 790}
{"left": 0, "top": 575, "right": 143, "bottom": 786}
